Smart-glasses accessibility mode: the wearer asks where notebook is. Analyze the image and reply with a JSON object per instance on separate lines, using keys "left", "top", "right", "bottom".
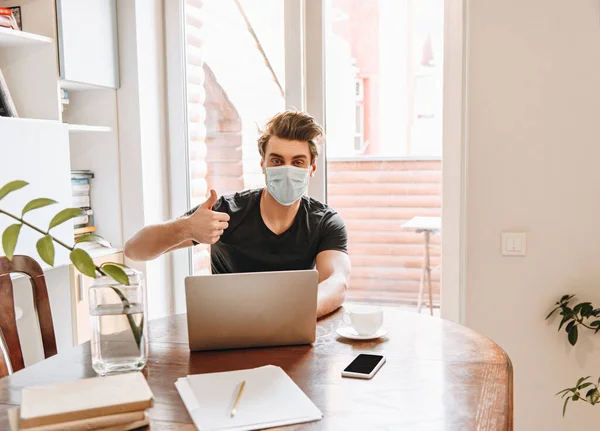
{"left": 175, "top": 365, "right": 323, "bottom": 431}
{"left": 19, "top": 372, "right": 153, "bottom": 429}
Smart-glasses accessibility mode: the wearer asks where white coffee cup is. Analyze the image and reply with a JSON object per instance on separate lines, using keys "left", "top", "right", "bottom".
{"left": 343, "top": 305, "right": 383, "bottom": 336}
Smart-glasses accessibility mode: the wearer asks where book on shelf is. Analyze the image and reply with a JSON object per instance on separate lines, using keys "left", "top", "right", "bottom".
{"left": 75, "top": 240, "right": 111, "bottom": 252}
{"left": 71, "top": 170, "right": 95, "bottom": 179}
{"left": 0, "top": 69, "right": 18, "bottom": 118}
{"left": 74, "top": 225, "right": 97, "bottom": 235}
{"left": 73, "top": 210, "right": 93, "bottom": 227}
{"left": 0, "top": 8, "right": 19, "bottom": 30}
{"left": 0, "top": 7, "right": 21, "bottom": 31}
{"left": 60, "top": 88, "right": 69, "bottom": 113}
{"left": 71, "top": 177, "right": 90, "bottom": 185}
{"left": 72, "top": 184, "right": 90, "bottom": 194}
{"left": 72, "top": 195, "right": 90, "bottom": 208}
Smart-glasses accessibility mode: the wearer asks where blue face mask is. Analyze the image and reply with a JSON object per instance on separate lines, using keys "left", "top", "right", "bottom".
{"left": 265, "top": 166, "right": 310, "bottom": 206}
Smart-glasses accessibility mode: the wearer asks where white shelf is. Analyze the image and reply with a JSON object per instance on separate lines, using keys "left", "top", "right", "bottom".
{"left": 60, "top": 80, "right": 109, "bottom": 91}
{"left": 68, "top": 124, "right": 112, "bottom": 133}
{"left": 87, "top": 247, "right": 123, "bottom": 259}
{"left": 0, "top": 116, "right": 62, "bottom": 126}
{"left": 0, "top": 27, "right": 53, "bottom": 48}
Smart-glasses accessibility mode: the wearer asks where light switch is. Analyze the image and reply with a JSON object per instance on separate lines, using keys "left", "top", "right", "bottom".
{"left": 502, "top": 233, "right": 526, "bottom": 256}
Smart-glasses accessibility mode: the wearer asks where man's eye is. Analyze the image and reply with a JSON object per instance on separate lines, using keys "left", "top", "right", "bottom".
{"left": 294, "top": 161, "right": 305, "bottom": 166}
{"left": 271, "top": 159, "right": 281, "bottom": 165}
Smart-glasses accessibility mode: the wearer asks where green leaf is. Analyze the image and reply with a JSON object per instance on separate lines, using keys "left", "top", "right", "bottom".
{"left": 69, "top": 249, "right": 97, "bottom": 278}
{"left": 573, "top": 303, "right": 584, "bottom": 315}
{"left": 0, "top": 180, "right": 28, "bottom": 201}
{"left": 74, "top": 233, "right": 111, "bottom": 248}
{"left": 589, "top": 320, "right": 600, "bottom": 327}
{"left": 558, "top": 314, "right": 571, "bottom": 331}
{"left": 568, "top": 326, "right": 579, "bottom": 346}
{"left": 573, "top": 393, "right": 580, "bottom": 401}
{"left": 591, "top": 389, "right": 600, "bottom": 405}
{"left": 556, "top": 388, "right": 572, "bottom": 396}
{"left": 566, "top": 321, "right": 576, "bottom": 333}
{"left": 101, "top": 264, "right": 130, "bottom": 286}
{"left": 103, "top": 261, "right": 128, "bottom": 268}
{"left": 580, "top": 382, "right": 593, "bottom": 390}
{"left": 546, "top": 307, "right": 559, "bottom": 320}
{"left": 576, "top": 376, "right": 591, "bottom": 387}
{"left": 581, "top": 303, "right": 593, "bottom": 317}
{"left": 563, "top": 397, "right": 570, "bottom": 416}
{"left": 560, "top": 294, "right": 572, "bottom": 303}
{"left": 48, "top": 208, "right": 83, "bottom": 230}
{"left": 21, "top": 198, "right": 56, "bottom": 217}
{"left": 36, "top": 235, "right": 55, "bottom": 266}
{"left": 2, "top": 224, "right": 21, "bottom": 260}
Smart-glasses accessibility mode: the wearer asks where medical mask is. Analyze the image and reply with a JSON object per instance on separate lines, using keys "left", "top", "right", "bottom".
{"left": 265, "top": 166, "right": 310, "bottom": 206}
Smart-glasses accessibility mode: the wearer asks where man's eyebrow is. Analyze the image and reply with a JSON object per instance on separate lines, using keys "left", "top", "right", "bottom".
{"left": 292, "top": 155, "right": 308, "bottom": 160}
{"left": 267, "top": 153, "right": 285, "bottom": 159}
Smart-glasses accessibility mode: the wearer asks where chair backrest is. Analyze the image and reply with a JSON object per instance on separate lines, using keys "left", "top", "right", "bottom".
{"left": 0, "top": 255, "right": 57, "bottom": 377}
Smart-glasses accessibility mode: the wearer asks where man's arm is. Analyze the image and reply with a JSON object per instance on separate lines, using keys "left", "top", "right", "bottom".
{"left": 124, "top": 190, "right": 229, "bottom": 261}
{"left": 315, "top": 250, "right": 351, "bottom": 318}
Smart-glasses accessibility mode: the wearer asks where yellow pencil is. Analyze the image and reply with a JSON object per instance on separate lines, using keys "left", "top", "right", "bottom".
{"left": 230, "top": 381, "right": 246, "bottom": 418}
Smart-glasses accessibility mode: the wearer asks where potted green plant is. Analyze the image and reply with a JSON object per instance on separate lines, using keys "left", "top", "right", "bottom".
{"left": 0, "top": 180, "right": 147, "bottom": 375}
{"left": 546, "top": 294, "right": 600, "bottom": 415}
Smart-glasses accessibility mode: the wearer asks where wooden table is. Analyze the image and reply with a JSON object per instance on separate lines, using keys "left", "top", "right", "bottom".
{"left": 0, "top": 307, "right": 512, "bottom": 430}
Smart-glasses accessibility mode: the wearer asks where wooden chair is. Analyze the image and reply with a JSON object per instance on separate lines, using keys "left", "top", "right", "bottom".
{"left": 0, "top": 255, "right": 57, "bottom": 377}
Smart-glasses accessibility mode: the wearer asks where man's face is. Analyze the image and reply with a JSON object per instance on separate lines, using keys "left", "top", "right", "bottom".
{"left": 261, "top": 136, "right": 316, "bottom": 175}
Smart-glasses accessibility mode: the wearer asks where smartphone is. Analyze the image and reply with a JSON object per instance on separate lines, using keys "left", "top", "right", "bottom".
{"left": 341, "top": 354, "right": 386, "bottom": 379}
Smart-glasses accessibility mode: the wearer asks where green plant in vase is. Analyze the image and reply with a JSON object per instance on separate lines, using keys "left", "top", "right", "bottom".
{"left": 0, "top": 180, "right": 143, "bottom": 347}
{"left": 546, "top": 294, "right": 600, "bottom": 415}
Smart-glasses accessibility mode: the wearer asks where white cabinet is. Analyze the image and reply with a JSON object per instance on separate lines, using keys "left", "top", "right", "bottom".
{"left": 56, "top": 0, "right": 119, "bottom": 89}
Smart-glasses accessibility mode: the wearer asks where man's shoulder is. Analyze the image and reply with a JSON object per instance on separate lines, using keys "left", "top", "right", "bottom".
{"left": 221, "top": 188, "right": 261, "bottom": 203}
{"left": 302, "top": 196, "right": 343, "bottom": 223}
{"left": 216, "top": 188, "right": 262, "bottom": 212}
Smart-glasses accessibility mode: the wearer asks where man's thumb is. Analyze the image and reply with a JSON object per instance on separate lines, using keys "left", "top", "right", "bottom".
{"left": 200, "top": 189, "right": 217, "bottom": 210}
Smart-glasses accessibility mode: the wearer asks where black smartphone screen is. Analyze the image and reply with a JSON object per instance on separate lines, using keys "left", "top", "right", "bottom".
{"left": 343, "top": 354, "right": 384, "bottom": 374}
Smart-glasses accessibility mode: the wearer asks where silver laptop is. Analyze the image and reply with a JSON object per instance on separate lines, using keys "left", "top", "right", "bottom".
{"left": 184, "top": 269, "right": 319, "bottom": 351}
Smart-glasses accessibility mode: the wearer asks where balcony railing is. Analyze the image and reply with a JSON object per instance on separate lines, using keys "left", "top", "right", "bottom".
{"left": 327, "top": 157, "right": 441, "bottom": 307}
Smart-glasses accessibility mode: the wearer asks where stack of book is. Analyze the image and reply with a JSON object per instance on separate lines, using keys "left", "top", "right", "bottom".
{"left": 71, "top": 170, "right": 97, "bottom": 241}
{"left": 60, "top": 88, "right": 69, "bottom": 115}
{"left": 9, "top": 372, "right": 153, "bottom": 430}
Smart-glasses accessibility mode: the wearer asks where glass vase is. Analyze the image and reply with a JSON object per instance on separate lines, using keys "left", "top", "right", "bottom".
{"left": 89, "top": 269, "right": 148, "bottom": 376}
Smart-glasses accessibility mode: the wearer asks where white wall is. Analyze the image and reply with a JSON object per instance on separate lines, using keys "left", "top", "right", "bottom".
{"left": 117, "top": 0, "right": 173, "bottom": 319}
{"left": 464, "top": 0, "right": 600, "bottom": 429}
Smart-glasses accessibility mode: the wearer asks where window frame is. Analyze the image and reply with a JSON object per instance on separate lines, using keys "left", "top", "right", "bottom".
{"left": 164, "top": 0, "right": 467, "bottom": 323}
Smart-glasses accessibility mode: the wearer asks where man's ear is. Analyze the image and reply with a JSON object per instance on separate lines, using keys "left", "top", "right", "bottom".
{"left": 310, "top": 162, "right": 317, "bottom": 177}
{"left": 260, "top": 158, "right": 266, "bottom": 173}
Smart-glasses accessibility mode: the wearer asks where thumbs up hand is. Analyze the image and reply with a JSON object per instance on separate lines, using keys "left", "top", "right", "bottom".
{"left": 185, "top": 189, "right": 230, "bottom": 245}
{"left": 200, "top": 189, "right": 218, "bottom": 210}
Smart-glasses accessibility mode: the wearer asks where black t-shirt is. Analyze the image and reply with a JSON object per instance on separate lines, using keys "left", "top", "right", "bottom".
{"left": 183, "top": 188, "right": 348, "bottom": 274}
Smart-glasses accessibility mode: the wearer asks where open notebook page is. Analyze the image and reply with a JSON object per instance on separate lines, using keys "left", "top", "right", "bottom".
{"left": 175, "top": 365, "right": 322, "bottom": 431}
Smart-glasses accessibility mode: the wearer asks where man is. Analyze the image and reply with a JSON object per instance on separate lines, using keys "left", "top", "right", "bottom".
{"left": 125, "top": 111, "right": 350, "bottom": 318}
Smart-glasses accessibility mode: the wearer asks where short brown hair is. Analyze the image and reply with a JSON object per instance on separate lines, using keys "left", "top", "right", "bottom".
{"left": 258, "top": 111, "right": 324, "bottom": 164}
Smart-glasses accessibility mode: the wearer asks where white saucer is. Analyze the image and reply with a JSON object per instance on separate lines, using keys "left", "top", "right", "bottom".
{"left": 336, "top": 326, "right": 389, "bottom": 340}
